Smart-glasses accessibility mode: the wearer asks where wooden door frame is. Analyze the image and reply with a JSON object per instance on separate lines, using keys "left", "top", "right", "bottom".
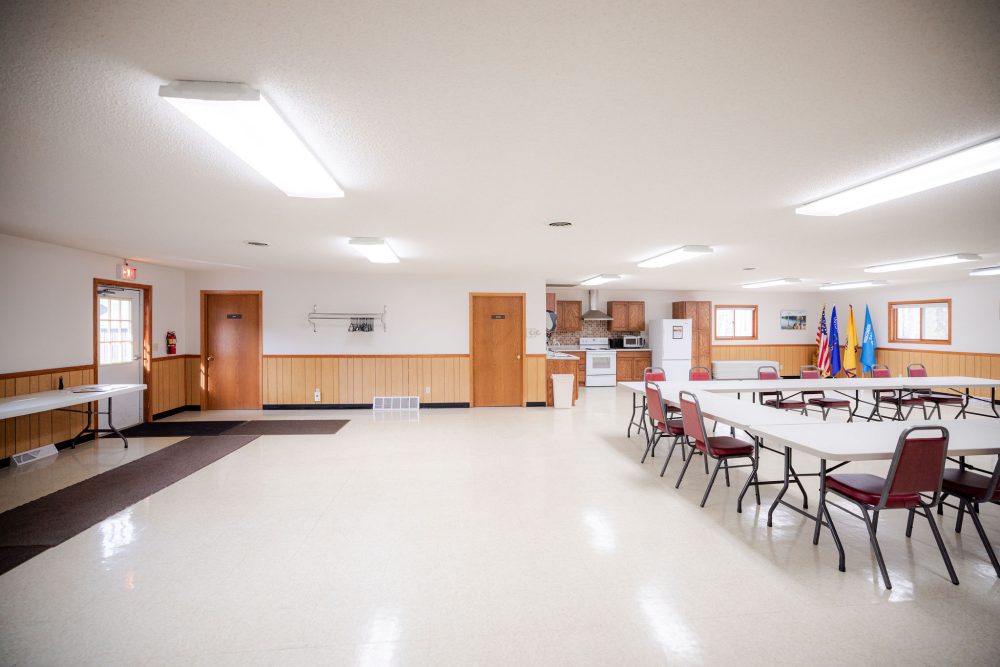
{"left": 93, "top": 278, "right": 153, "bottom": 422}
{"left": 200, "top": 290, "right": 263, "bottom": 410}
{"left": 468, "top": 292, "right": 526, "bottom": 407}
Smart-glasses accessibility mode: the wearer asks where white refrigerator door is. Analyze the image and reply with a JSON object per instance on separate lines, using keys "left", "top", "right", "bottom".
{"left": 661, "top": 358, "right": 692, "bottom": 381}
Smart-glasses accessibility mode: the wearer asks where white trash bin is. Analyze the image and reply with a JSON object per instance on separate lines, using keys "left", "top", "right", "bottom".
{"left": 552, "top": 374, "right": 575, "bottom": 409}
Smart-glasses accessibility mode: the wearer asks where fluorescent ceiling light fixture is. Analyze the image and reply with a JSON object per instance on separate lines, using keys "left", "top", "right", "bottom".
{"left": 970, "top": 265, "right": 1000, "bottom": 277}
{"left": 796, "top": 137, "right": 1000, "bottom": 216}
{"left": 864, "top": 253, "right": 981, "bottom": 273}
{"left": 579, "top": 274, "right": 621, "bottom": 286}
{"left": 159, "top": 80, "right": 343, "bottom": 198}
{"left": 819, "top": 280, "right": 888, "bottom": 291}
{"left": 349, "top": 238, "right": 399, "bottom": 263}
{"left": 637, "top": 245, "right": 713, "bottom": 268}
{"left": 741, "top": 278, "right": 802, "bottom": 289}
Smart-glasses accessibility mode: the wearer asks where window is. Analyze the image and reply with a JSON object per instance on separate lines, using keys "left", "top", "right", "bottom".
{"left": 889, "top": 299, "right": 951, "bottom": 344}
{"left": 98, "top": 296, "right": 135, "bottom": 364}
{"left": 714, "top": 305, "right": 758, "bottom": 340}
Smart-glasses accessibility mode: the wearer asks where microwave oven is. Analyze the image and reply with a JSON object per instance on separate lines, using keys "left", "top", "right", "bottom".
{"left": 622, "top": 335, "right": 645, "bottom": 348}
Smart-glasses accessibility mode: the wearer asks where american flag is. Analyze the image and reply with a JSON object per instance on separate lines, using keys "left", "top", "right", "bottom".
{"left": 816, "top": 306, "right": 832, "bottom": 377}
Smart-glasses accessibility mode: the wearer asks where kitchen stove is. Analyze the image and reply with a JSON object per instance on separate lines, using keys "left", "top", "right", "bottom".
{"left": 580, "top": 337, "right": 617, "bottom": 387}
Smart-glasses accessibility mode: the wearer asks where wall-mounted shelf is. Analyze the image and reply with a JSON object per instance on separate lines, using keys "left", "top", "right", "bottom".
{"left": 308, "top": 305, "right": 387, "bottom": 333}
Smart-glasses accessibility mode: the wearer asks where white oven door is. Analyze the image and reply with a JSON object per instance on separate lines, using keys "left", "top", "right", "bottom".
{"left": 586, "top": 351, "right": 616, "bottom": 375}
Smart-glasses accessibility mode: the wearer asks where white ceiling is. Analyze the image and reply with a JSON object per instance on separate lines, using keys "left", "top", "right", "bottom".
{"left": 1, "top": 0, "right": 999, "bottom": 290}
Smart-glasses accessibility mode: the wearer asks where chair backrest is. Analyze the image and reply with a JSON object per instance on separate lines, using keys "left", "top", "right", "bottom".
{"left": 757, "top": 366, "right": 779, "bottom": 380}
{"left": 800, "top": 365, "right": 820, "bottom": 380}
{"left": 872, "top": 365, "right": 891, "bottom": 379}
{"left": 678, "top": 390, "right": 708, "bottom": 448}
{"left": 880, "top": 426, "right": 950, "bottom": 508}
{"left": 644, "top": 366, "right": 666, "bottom": 382}
{"left": 645, "top": 381, "right": 668, "bottom": 425}
{"left": 985, "top": 459, "right": 1000, "bottom": 503}
{"left": 907, "top": 363, "right": 928, "bottom": 378}
{"left": 689, "top": 366, "right": 711, "bottom": 381}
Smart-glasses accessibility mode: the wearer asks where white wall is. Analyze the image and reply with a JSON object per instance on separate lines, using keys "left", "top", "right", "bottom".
{"left": 550, "top": 287, "right": 825, "bottom": 345}
{"left": 185, "top": 270, "right": 548, "bottom": 355}
{"left": 0, "top": 234, "right": 187, "bottom": 373}
{"left": 836, "top": 278, "right": 1000, "bottom": 354}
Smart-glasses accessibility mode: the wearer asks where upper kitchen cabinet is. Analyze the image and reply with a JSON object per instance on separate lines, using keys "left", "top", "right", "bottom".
{"left": 608, "top": 301, "right": 646, "bottom": 332}
{"left": 555, "top": 300, "right": 582, "bottom": 331}
{"left": 546, "top": 292, "right": 556, "bottom": 311}
{"left": 673, "top": 300, "right": 711, "bottom": 369}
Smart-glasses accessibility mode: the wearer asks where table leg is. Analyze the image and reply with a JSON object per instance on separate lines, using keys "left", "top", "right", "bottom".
{"left": 737, "top": 437, "right": 760, "bottom": 514}
{"left": 628, "top": 394, "right": 638, "bottom": 437}
{"left": 767, "top": 446, "right": 791, "bottom": 527}
{"left": 956, "top": 389, "right": 969, "bottom": 419}
{"left": 992, "top": 388, "right": 999, "bottom": 418}
{"left": 105, "top": 396, "right": 129, "bottom": 448}
{"left": 70, "top": 407, "right": 93, "bottom": 448}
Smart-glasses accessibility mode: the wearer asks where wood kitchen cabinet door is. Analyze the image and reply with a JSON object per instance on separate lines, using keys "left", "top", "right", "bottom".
{"left": 627, "top": 302, "right": 645, "bottom": 331}
{"left": 607, "top": 301, "right": 629, "bottom": 331}
{"left": 673, "top": 300, "right": 712, "bottom": 370}
{"left": 546, "top": 292, "right": 556, "bottom": 311}
{"left": 556, "top": 301, "right": 582, "bottom": 332}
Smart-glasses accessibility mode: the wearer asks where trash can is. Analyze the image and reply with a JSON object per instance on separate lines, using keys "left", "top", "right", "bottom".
{"left": 552, "top": 374, "right": 575, "bottom": 409}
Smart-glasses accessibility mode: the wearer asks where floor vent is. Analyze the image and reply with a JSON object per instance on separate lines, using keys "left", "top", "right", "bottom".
{"left": 11, "top": 443, "right": 59, "bottom": 467}
{"left": 373, "top": 396, "right": 420, "bottom": 411}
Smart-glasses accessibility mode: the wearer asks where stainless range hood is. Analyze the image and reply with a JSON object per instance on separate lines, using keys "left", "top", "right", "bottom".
{"left": 582, "top": 290, "right": 612, "bottom": 321}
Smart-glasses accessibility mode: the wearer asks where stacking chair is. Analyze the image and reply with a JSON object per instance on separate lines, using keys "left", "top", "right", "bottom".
{"left": 675, "top": 390, "right": 758, "bottom": 509}
{"left": 800, "top": 365, "right": 853, "bottom": 421}
{"left": 937, "top": 458, "right": 1000, "bottom": 577}
{"left": 757, "top": 366, "right": 807, "bottom": 415}
{"left": 641, "top": 381, "right": 686, "bottom": 470}
{"left": 630, "top": 366, "right": 668, "bottom": 438}
{"left": 818, "top": 425, "right": 957, "bottom": 589}
{"left": 870, "top": 365, "right": 925, "bottom": 421}
{"left": 689, "top": 366, "right": 711, "bottom": 381}
{"left": 907, "top": 363, "right": 966, "bottom": 419}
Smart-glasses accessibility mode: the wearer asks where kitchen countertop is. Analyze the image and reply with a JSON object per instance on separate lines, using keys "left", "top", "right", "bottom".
{"left": 547, "top": 347, "right": 652, "bottom": 353}
{"left": 546, "top": 351, "right": 579, "bottom": 360}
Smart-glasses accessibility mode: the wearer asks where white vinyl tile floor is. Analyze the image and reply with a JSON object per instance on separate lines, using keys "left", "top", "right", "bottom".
{"left": 0, "top": 388, "right": 998, "bottom": 666}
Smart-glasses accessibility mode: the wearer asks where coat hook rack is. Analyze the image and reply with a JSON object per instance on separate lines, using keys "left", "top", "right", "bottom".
{"left": 308, "top": 305, "right": 387, "bottom": 333}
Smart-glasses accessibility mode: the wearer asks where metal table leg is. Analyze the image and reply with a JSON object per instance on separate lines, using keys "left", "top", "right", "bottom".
{"left": 767, "top": 447, "right": 792, "bottom": 527}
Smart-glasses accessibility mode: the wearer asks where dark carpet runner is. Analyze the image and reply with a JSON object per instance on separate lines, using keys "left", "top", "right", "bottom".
{"left": 222, "top": 419, "right": 349, "bottom": 435}
{"left": 0, "top": 434, "right": 258, "bottom": 576}
{"left": 120, "top": 421, "right": 248, "bottom": 437}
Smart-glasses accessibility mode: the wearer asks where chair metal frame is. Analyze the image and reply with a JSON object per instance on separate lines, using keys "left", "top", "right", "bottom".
{"left": 935, "top": 457, "right": 1000, "bottom": 577}
{"left": 757, "top": 365, "right": 807, "bottom": 415}
{"left": 674, "top": 390, "right": 759, "bottom": 509}
{"left": 817, "top": 425, "right": 958, "bottom": 590}
{"left": 906, "top": 362, "right": 968, "bottom": 419}
{"left": 868, "top": 364, "right": 924, "bottom": 421}
{"left": 800, "top": 365, "right": 853, "bottom": 422}
{"left": 628, "top": 366, "right": 666, "bottom": 439}
{"left": 641, "top": 381, "right": 687, "bottom": 473}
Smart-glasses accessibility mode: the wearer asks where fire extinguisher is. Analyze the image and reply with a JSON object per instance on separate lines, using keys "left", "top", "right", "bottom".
{"left": 166, "top": 331, "right": 177, "bottom": 355}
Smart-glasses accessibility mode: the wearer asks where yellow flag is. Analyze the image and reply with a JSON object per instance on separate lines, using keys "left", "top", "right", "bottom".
{"left": 843, "top": 305, "right": 859, "bottom": 377}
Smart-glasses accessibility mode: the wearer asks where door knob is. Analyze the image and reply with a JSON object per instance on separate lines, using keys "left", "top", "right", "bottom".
{"left": 516, "top": 354, "right": 521, "bottom": 360}
{"left": 207, "top": 355, "right": 215, "bottom": 362}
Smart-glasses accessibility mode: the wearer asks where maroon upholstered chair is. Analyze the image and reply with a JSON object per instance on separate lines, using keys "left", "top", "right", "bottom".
{"left": 870, "top": 365, "right": 924, "bottom": 421}
{"left": 937, "top": 458, "right": 1000, "bottom": 577}
{"left": 641, "top": 381, "right": 686, "bottom": 472}
{"left": 757, "top": 366, "right": 807, "bottom": 415}
{"left": 800, "top": 365, "right": 853, "bottom": 421}
{"left": 907, "top": 363, "right": 966, "bottom": 419}
{"left": 819, "top": 425, "right": 957, "bottom": 589}
{"left": 675, "top": 390, "right": 758, "bottom": 510}
{"left": 629, "top": 366, "right": 670, "bottom": 439}
{"left": 689, "top": 366, "right": 712, "bottom": 381}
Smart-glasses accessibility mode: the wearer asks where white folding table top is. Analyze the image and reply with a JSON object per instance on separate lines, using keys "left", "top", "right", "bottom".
{"left": 745, "top": 419, "right": 1000, "bottom": 462}
{"left": 0, "top": 384, "right": 147, "bottom": 420}
{"left": 647, "top": 376, "right": 1000, "bottom": 394}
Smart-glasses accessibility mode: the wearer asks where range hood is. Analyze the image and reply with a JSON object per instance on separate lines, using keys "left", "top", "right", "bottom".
{"left": 582, "top": 290, "right": 612, "bottom": 321}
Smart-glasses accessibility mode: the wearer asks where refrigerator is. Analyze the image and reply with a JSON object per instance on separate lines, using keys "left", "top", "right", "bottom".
{"left": 648, "top": 319, "right": 693, "bottom": 381}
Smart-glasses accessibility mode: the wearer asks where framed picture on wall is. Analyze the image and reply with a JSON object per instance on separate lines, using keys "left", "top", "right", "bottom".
{"left": 780, "top": 310, "right": 807, "bottom": 330}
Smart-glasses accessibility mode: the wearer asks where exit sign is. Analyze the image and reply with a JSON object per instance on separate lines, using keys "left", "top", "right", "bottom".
{"left": 118, "top": 264, "right": 137, "bottom": 281}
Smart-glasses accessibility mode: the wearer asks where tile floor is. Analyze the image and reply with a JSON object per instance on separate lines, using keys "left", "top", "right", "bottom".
{"left": 0, "top": 388, "right": 998, "bottom": 666}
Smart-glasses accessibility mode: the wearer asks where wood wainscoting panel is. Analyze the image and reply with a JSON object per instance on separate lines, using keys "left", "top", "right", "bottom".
{"left": 262, "top": 355, "right": 472, "bottom": 406}
{"left": 151, "top": 356, "right": 187, "bottom": 416}
{"left": 525, "top": 355, "right": 547, "bottom": 404}
{"left": 711, "top": 344, "right": 816, "bottom": 376}
{"left": 0, "top": 365, "right": 96, "bottom": 458}
{"left": 875, "top": 348, "right": 1000, "bottom": 398}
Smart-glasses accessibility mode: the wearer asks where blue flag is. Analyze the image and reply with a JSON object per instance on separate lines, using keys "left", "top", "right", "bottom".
{"left": 860, "top": 305, "right": 877, "bottom": 373}
{"left": 829, "top": 306, "right": 841, "bottom": 377}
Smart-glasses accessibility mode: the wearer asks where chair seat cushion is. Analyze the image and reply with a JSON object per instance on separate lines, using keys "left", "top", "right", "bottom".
{"left": 877, "top": 396, "right": 925, "bottom": 405}
{"left": 694, "top": 435, "right": 753, "bottom": 457}
{"left": 763, "top": 399, "right": 807, "bottom": 410}
{"left": 807, "top": 397, "right": 851, "bottom": 408}
{"left": 923, "top": 394, "right": 964, "bottom": 405}
{"left": 654, "top": 419, "right": 685, "bottom": 436}
{"left": 826, "top": 473, "right": 920, "bottom": 509}
{"left": 942, "top": 468, "right": 1000, "bottom": 501}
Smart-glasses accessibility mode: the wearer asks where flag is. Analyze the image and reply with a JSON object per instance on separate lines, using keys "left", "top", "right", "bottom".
{"left": 829, "top": 306, "right": 841, "bottom": 377}
{"left": 843, "top": 305, "right": 859, "bottom": 377}
{"left": 861, "top": 305, "right": 877, "bottom": 374}
{"left": 815, "top": 305, "right": 831, "bottom": 377}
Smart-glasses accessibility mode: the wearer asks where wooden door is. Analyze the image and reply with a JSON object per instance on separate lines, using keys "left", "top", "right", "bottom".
{"left": 628, "top": 302, "right": 645, "bottom": 331}
{"left": 203, "top": 292, "right": 262, "bottom": 409}
{"left": 471, "top": 294, "right": 524, "bottom": 406}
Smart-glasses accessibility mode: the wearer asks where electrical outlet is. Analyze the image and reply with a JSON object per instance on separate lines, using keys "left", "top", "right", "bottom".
{"left": 424, "top": 386, "right": 431, "bottom": 394}
{"left": 314, "top": 388, "right": 321, "bottom": 402}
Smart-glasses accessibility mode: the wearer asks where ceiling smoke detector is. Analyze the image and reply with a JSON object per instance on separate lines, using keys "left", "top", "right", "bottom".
{"left": 548, "top": 221, "right": 572, "bottom": 227}
{"left": 246, "top": 241, "right": 270, "bottom": 247}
